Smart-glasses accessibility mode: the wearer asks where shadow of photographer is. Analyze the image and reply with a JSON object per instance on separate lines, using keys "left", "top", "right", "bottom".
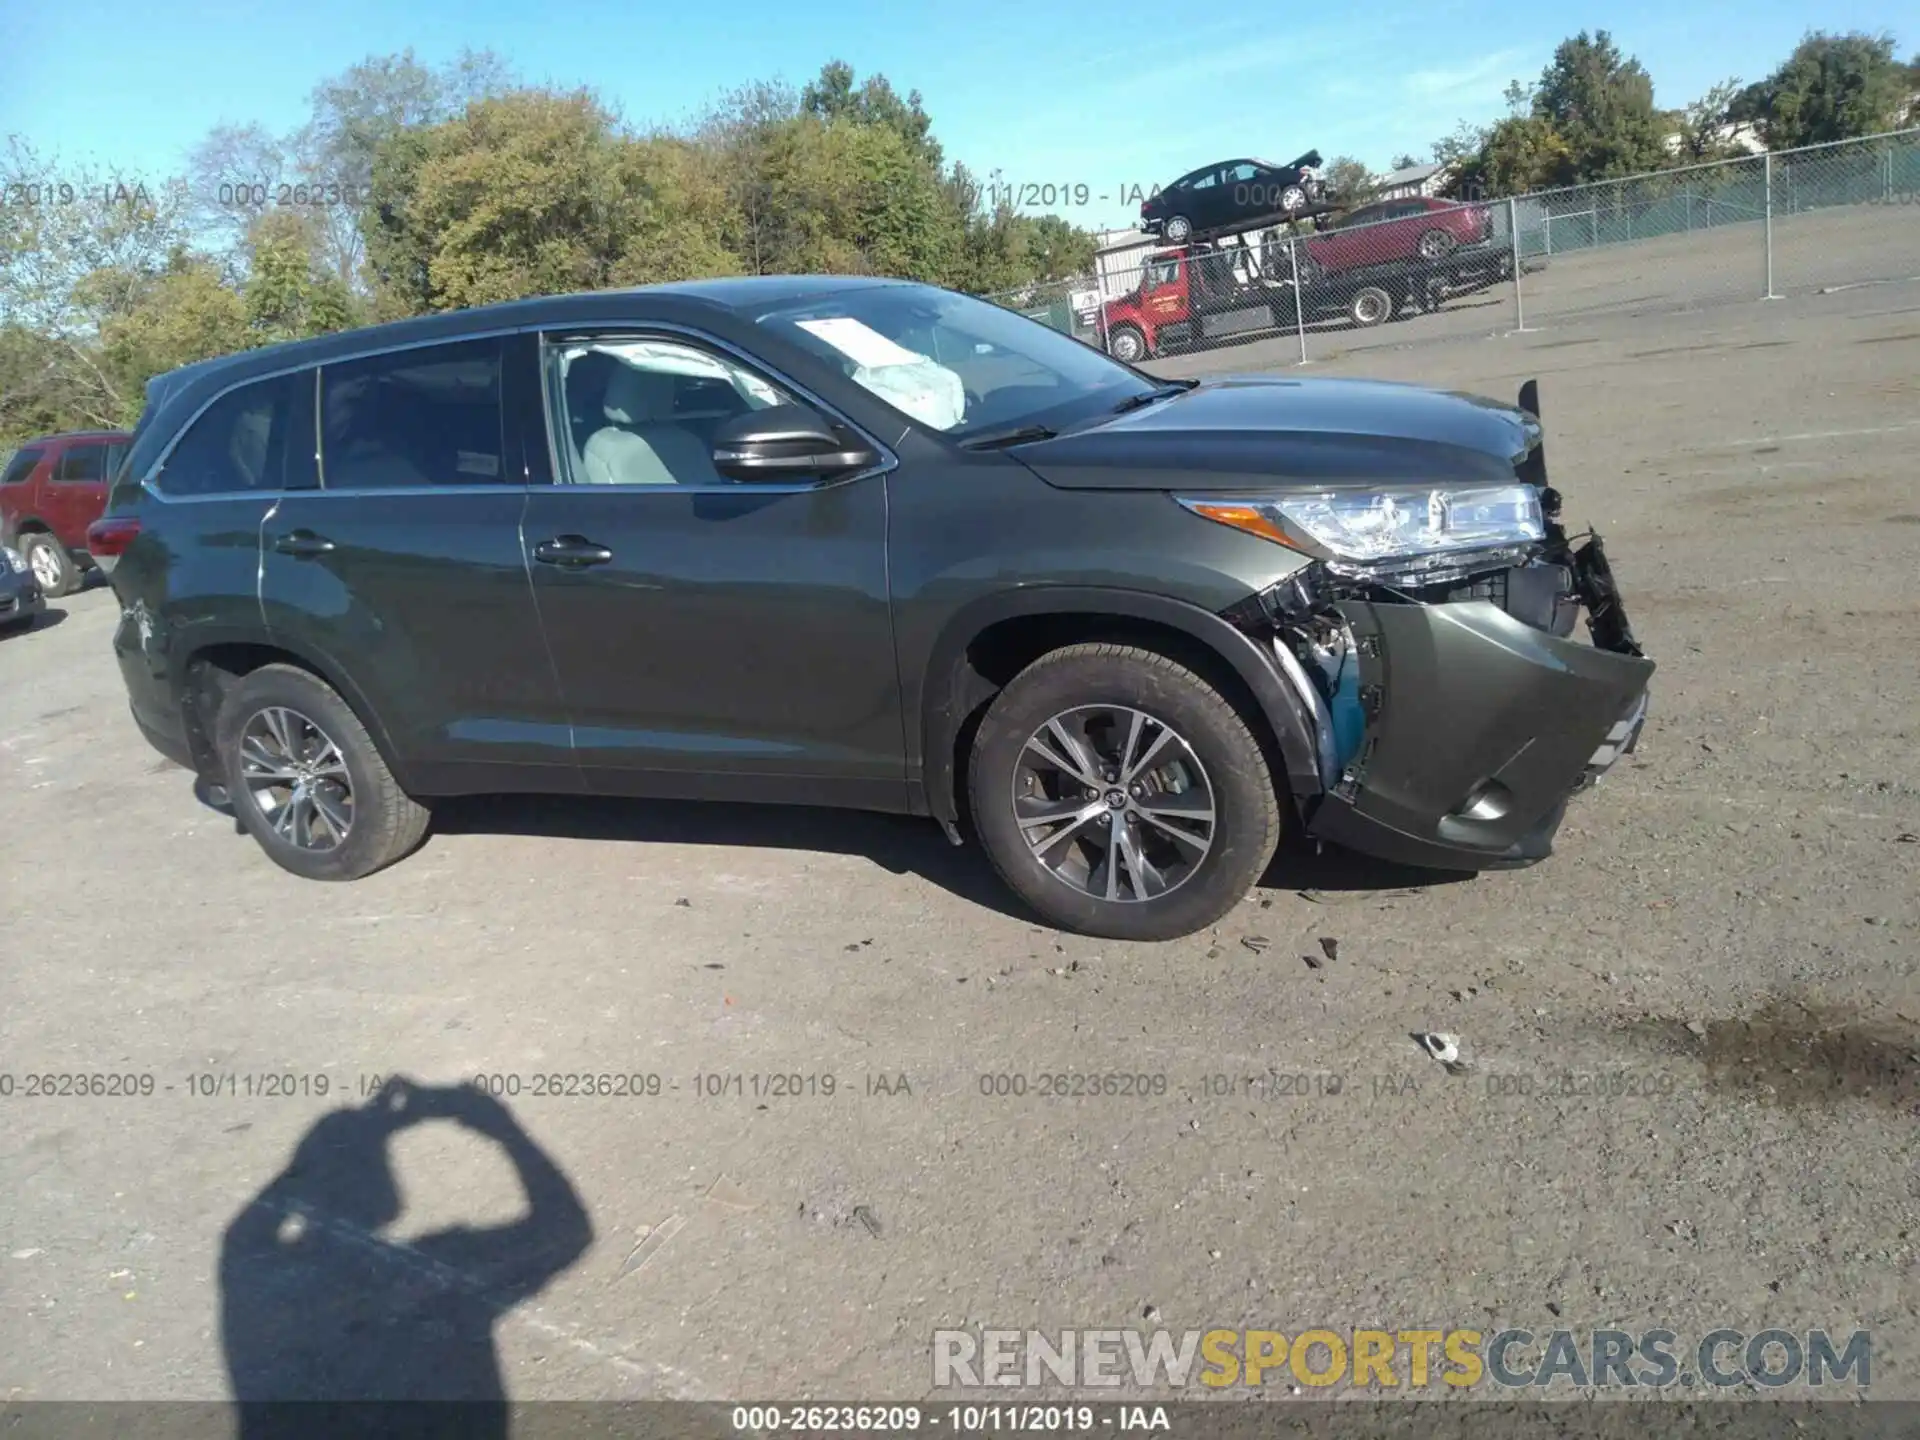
{"left": 219, "top": 1077, "right": 592, "bottom": 1438}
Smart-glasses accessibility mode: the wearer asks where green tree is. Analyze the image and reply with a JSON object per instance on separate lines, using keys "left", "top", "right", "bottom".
{"left": 1321, "top": 155, "right": 1376, "bottom": 205}
{"left": 800, "top": 60, "right": 943, "bottom": 170}
{"left": 1533, "top": 30, "right": 1668, "bottom": 178}
{"left": 1669, "top": 78, "right": 1750, "bottom": 161}
{"left": 1739, "top": 31, "right": 1912, "bottom": 148}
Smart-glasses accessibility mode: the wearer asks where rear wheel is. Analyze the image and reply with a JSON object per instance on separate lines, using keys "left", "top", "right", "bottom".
{"left": 1349, "top": 285, "right": 1394, "bottom": 326}
{"left": 215, "top": 663, "right": 430, "bottom": 881}
{"left": 967, "top": 644, "right": 1281, "bottom": 941}
{"left": 1107, "top": 324, "right": 1148, "bottom": 363}
{"left": 1417, "top": 227, "right": 1458, "bottom": 259}
{"left": 1163, "top": 215, "right": 1192, "bottom": 243}
{"left": 1277, "top": 184, "right": 1308, "bottom": 213}
{"left": 22, "top": 534, "right": 76, "bottom": 598}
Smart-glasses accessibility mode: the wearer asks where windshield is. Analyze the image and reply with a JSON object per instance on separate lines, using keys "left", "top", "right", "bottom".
{"left": 754, "top": 285, "right": 1156, "bottom": 442}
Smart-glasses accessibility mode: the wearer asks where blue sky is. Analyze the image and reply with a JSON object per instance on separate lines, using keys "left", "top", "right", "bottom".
{"left": 4, "top": 0, "right": 1911, "bottom": 232}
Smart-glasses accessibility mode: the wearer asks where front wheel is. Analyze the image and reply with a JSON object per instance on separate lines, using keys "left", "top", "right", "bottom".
{"left": 967, "top": 644, "right": 1282, "bottom": 940}
{"left": 1106, "top": 324, "right": 1148, "bottom": 363}
{"left": 1349, "top": 285, "right": 1394, "bottom": 326}
{"left": 215, "top": 663, "right": 430, "bottom": 881}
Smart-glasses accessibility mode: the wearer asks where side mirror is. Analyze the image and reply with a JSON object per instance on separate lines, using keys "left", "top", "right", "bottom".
{"left": 711, "top": 404, "right": 877, "bottom": 483}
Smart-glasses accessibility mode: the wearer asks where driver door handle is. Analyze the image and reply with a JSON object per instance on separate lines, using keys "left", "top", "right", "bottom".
{"left": 533, "top": 535, "right": 614, "bottom": 568}
{"left": 273, "top": 530, "right": 335, "bottom": 557}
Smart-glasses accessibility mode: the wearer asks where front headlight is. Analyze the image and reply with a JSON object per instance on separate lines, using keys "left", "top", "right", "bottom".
{"left": 1177, "top": 484, "right": 1544, "bottom": 579}
{"left": 1, "top": 545, "right": 26, "bottom": 575}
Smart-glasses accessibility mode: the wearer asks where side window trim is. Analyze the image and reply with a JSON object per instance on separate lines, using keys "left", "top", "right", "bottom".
{"left": 535, "top": 323, "right": 895, "bottom": 495}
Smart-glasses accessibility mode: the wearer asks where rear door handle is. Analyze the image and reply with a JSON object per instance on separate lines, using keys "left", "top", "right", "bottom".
{"left": 273, "top": 530, "right": 335, "bottom": 557}
{"left": 533, "top": 535, "right": 614, "bottom": 568}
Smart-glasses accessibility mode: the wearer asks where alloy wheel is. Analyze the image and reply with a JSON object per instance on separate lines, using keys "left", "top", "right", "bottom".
{"left": 28, "top": 542, "right": 62, "bottom": 589}
{"left": 239, "top": 706, "right": 355, "bottom": 852}
{"left": 1011, "top": 705, "right": 1217, "bottom": 903}
{"left": 1418, "top": 229, "right": 1456, "bottom": 259}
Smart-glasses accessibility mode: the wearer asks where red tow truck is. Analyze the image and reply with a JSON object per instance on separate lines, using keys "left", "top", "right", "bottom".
{"left": 1095, "top": 235, "right": 1517, "bottom": 362}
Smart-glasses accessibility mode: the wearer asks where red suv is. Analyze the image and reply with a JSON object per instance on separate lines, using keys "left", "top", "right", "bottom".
{"left": 0, "top": 430, "right": 133, "bottom": 597}
{"left": 1298, "top": 196, "right": 1493, "bottom": 282}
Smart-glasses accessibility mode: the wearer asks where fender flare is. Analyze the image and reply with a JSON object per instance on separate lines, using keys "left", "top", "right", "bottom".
{"left": 917, "top": 585, "right": 1324, "bottom": 829}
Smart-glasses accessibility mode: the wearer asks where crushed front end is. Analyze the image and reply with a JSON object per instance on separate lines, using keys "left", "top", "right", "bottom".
{"left": 1212, "top": 382, "right": 1654, "bottom": 871}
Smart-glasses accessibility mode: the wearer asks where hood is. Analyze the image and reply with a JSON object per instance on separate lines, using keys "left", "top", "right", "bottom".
{"left": 1012, "top": 375, "right": 1540, "bottom": 490}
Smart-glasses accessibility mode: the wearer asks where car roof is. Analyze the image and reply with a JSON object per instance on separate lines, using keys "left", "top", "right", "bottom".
{"left": 6, "top": 430, "right": 132, "bottom": 447}
{"left": 151, "top": 274, "right": 924, "bottom": 390}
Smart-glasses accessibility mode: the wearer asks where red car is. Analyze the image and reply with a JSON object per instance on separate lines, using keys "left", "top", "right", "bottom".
{"left": 1297, "top": 196, "right": 1493, "bottom": 282}
{"left": 0, "top": 430, "right": 133, "bottom": 597}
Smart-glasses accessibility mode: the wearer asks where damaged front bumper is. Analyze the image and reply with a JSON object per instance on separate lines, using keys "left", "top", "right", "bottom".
{"left": 1304, "top": 582, "right": 1653, "bottom": 870}
{"left": 1232, "top": 535, "right": 1654, "bottom": 873}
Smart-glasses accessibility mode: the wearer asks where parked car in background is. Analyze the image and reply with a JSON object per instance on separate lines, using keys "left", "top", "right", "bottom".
{"left": 1, "top": 544, "right": 47, "bottom": 632}
{"left": 1141, "top": 152, "right": 1329, "bottom": 244}
{"left": 91, "top": 276, "right": 1650, "bottom": 941}
{"left": 0, "top": 430, "right": 133, "bottom": 597}
{"left": 1298, "top": 196, "right": 1494, "bottom": 281}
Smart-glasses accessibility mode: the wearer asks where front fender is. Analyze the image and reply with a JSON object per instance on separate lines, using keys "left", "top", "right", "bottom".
{"left": 916, "top": 585, "right": 1323, "bottom": 828}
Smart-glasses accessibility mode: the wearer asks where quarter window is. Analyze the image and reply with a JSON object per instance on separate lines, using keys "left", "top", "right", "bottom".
{"left": 546, "top": 336, "right": 791, "bottom": 487}
{"left": 155, "top": 374, "right": 308, "bottom": 498}
{"left": 0, "top": 447, "right": 43, "bottom": 486}
{"left": 319, "top": 339, "right": 509, "bottom": 490}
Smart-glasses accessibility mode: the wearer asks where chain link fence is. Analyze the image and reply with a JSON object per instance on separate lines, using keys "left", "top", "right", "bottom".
{"left": 979, "top": 126, "right": 1920, "bottom": 366}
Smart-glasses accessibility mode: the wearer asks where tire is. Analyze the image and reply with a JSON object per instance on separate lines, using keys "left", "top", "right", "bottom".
{"left": 967, "top": 644, "right": 1282, "bottom": 941}
{"left": 214, "top": 663, "right": 430, "bottom": 882}
{"left": 1294, "top": 255, "right": 1325, "bottom": 287}
{"left": 1349, "top": 286, "right": 1393, "bottom": 327}
{"left": 1107, "top": 324, "right": 1148, "bottom": 364}
{"left": 22, "top": 533, "right": 76, "bottom": 599}
{"left": 1278, "top": 185, "right": 1307, "bottom": 213}
{"left": 1163, "top": 215, "right": 1192, "bottom": 243}
{"left": 1417, "top": 228, "right": 1457, "bottom": 259}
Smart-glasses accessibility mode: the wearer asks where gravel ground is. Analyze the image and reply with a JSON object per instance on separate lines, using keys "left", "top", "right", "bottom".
{"left": 3, "top": 279, "right": 1917, "bottom": 1407}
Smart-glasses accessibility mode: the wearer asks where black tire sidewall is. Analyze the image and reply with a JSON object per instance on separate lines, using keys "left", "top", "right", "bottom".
{"left": 216, "top": 668, "right": 397, "bottom": 881}
{"left": 969, "top": 650, "right": 1279, "bottom": 941}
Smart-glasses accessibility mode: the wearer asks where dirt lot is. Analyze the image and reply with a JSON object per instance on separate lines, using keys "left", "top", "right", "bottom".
{"left": 4, "top": 281, "right": 1918, "bottom": 1407}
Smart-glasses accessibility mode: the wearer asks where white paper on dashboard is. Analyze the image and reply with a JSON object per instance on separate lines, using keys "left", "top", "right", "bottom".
{"left": 796, "top": 317, "right": 930, "bottom": 370}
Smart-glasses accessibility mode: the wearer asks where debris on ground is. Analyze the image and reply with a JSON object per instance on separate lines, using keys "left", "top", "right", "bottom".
{"left": 850, "top": 1205, "right": 883, "bottom": 1238}
{"left": 674, "top": 898, "right": 690, "bottom": 907}
{"left": 1242, "top": 936, "right": 1272, "bottom": 955}
{"left": 615, "top": 1213, "right": 686, "bottom": 1280}
{"left": 1685, "top": 1020, "right": 1709, "bottom": 1038}
{"left": 1303, "top": 954, "right": 1322, "bottom": 970}
{"left": 1319, "top": 937, "right": 1339, "bottom": 962}
{"left": 1415, "top": 1032, "right": 1474, "bottom": 1075}
{"left": 704, "top": 1175, "right": 756, "bottom": 1211}
{"left": 1142, "top": 1304, "right": 1161, "bottom": 1322}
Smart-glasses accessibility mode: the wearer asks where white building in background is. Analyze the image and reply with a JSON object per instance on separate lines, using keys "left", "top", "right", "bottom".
{"left": 1660, "top": 121, "right": 1768, "bottom": 157}
{"left": 1369, "top": 161, "right": 1454, "bottom": 200}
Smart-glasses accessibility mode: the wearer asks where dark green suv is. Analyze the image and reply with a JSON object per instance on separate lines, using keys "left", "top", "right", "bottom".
{"left": 90, "top": 276, "right": 1651, "bottom": 941}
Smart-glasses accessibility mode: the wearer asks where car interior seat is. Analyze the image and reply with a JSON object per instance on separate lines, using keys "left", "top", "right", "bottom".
{"left": 580, "top": 363, "right": 721, "bottom": 486}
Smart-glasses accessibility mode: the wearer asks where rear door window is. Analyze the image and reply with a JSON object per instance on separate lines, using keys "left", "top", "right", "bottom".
{"left": 55, "top": 443, "right": 108, "bottom": 482}
{"left": 155, "top": 373, "right": 312, "bottom": 498}
{"left": 318, "top": 339, "right": 508, "bottom": 490}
